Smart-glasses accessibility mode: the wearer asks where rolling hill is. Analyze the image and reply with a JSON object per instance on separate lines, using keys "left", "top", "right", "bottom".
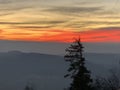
{"left": 0, "top": 51, "right": 119, "bottom": 90}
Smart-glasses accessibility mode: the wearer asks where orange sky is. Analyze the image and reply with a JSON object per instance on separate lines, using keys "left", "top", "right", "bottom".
{"left": 1, "top": 29, "right": 120, "bottom": 42}
{"left": 0, "top": 0, "right": 120, "bottom": 42}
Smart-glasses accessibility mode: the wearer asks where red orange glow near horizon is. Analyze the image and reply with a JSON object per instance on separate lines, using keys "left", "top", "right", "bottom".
{"left": 0, "top": 0, "right": 120, "bottom": 43}
{"left": 1, "top": 29, "right": 120, "bottom": 43}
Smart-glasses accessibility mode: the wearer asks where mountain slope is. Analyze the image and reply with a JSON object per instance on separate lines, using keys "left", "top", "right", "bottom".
{"left": 0, "top": 51, "right": 119, "bottom": 90}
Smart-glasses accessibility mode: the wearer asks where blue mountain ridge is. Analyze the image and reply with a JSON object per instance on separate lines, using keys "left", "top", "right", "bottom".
{"left": 0, "top": 51, "right": 119, "bottom": 90}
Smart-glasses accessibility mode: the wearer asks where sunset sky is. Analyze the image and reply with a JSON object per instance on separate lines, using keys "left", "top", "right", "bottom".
{"left": 0, "top": 0, "right": 120, "bottom": 42}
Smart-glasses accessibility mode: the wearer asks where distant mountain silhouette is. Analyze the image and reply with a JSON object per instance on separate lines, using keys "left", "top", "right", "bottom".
{"left": 0, "top": 51, "right": 119, "bottom": 90}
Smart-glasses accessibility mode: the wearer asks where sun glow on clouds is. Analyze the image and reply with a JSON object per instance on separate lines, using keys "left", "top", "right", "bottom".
{"left": 0, "top": 0, "right": 120, "bottom": 42}
{"left": 1, "top": 29, "right": 120, "bottom": 43}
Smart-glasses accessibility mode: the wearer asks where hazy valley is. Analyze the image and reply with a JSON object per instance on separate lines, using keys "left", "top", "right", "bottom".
{"left": 0, "top": 51, "right": 119, "bottom": 90}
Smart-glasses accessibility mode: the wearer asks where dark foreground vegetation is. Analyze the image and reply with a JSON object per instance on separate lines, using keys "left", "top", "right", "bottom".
{"left": 64, "top": 38, "right": 120, "bottom": 90}
{"left": 1, "top": 39, "right": 119, "bottom": 90}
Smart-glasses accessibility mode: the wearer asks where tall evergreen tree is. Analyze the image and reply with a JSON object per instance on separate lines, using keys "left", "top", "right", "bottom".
{"left": 64, "top": 38, "right": 93, "bottom": 90}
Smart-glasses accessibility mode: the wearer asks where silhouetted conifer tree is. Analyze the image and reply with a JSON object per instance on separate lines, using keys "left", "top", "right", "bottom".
{"left": 64, "top": 38, "right": 93, "bottom": 90}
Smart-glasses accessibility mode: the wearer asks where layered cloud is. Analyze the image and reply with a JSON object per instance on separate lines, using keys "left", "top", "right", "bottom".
{"left": 44, "top": 6, "right": 102, "bottom": 15}
{"left": 0, "top": 0, "right": 120, "bottom": 42}
{"left": 0, "top": 28, "right": 120, "bottom": 42}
